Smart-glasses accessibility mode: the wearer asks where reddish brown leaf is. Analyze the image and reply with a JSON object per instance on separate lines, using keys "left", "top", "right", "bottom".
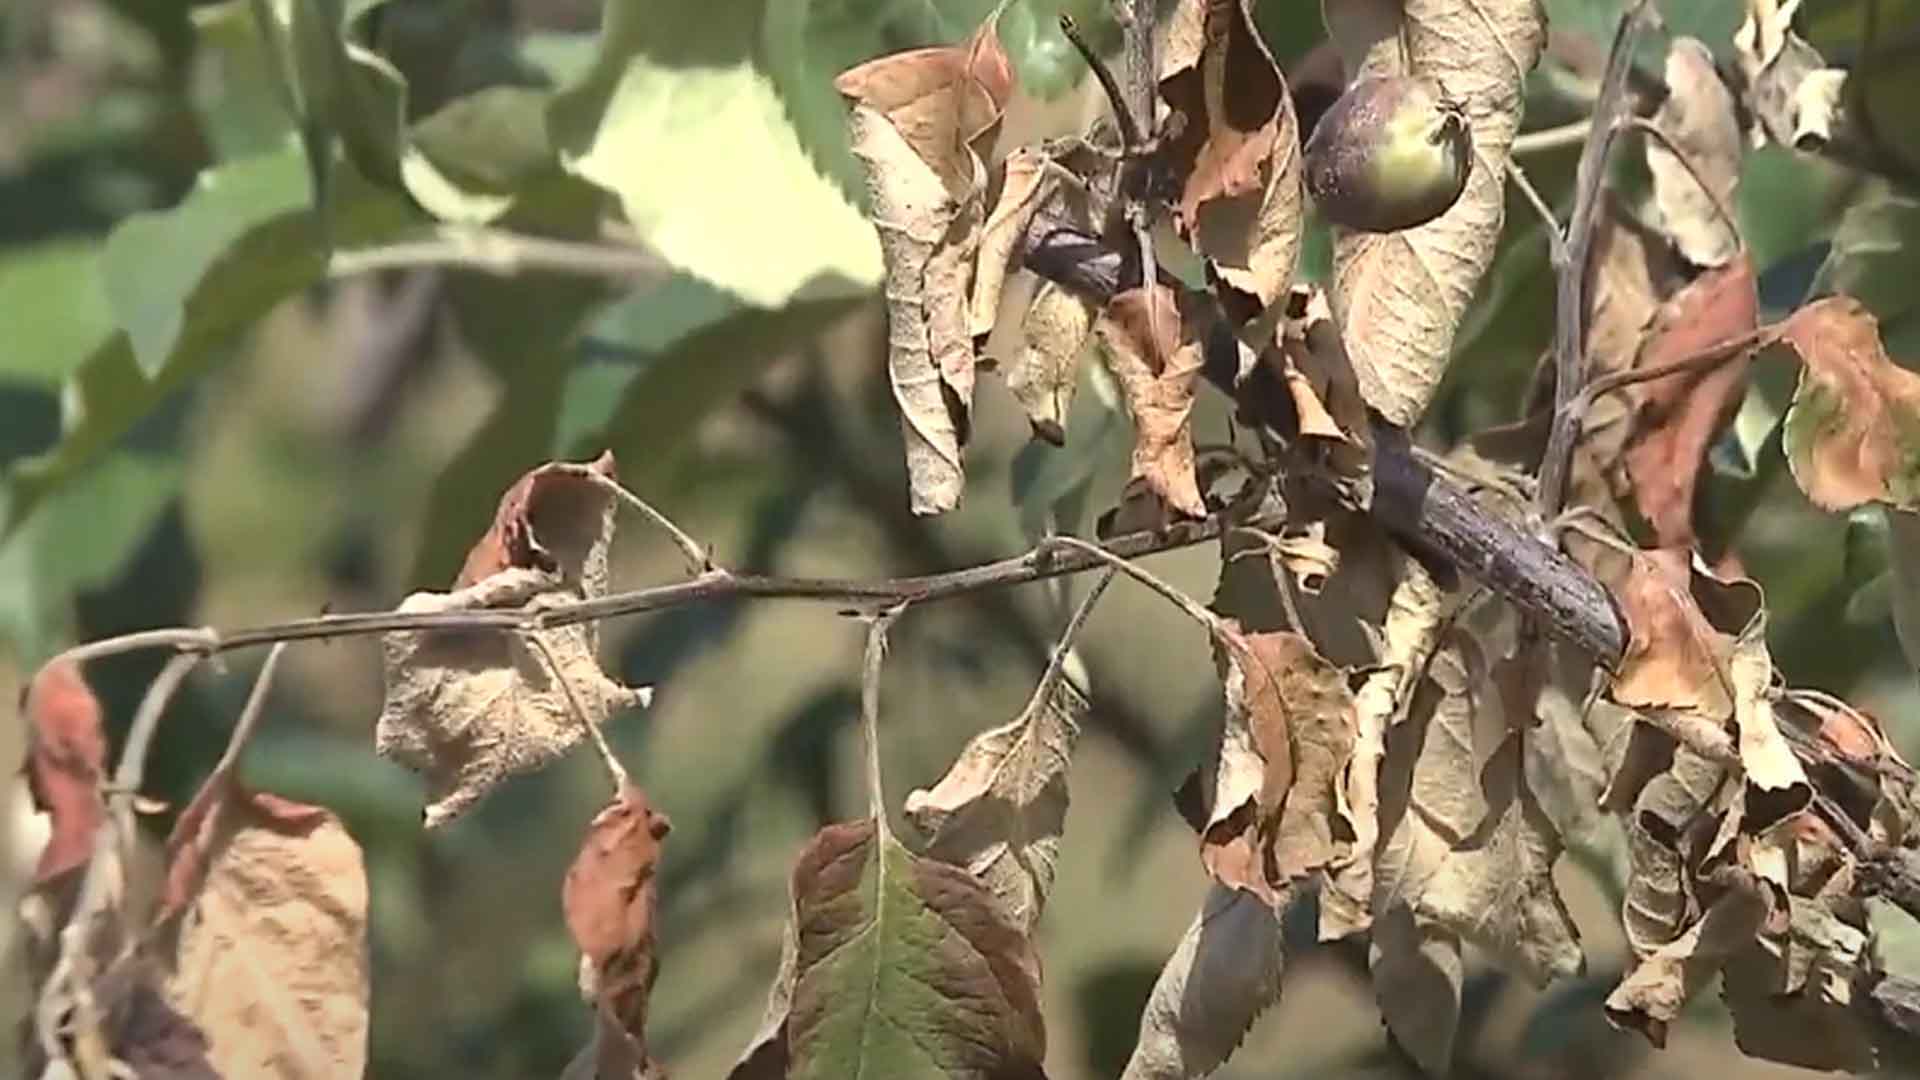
{"left": 1611, "top": 548, "right": 1746, "bottom": 720}
{"left": 21, "top": 659, "right": 108, "bottom": 884}
{"left": 564, "top": 783, "right": 672, "bottom": 1078}
{"left": 1619, "top": 256, "right": 1758, "bottom": 547}
{"left": 1776, "top": 296, "right": 1920, "bottom": 511}
{"left": 1095, "top": 285, "right": 1209, "bottom": 518}
{"left": 458, "top": 450, "right": 619, "bottom": 586}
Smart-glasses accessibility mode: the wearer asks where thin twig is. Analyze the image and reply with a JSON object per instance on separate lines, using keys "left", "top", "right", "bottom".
{"left": 1505, "top": 160, "right": 1571, "bottom": 267}
{"left": 1512, "top": 119, "right": 1593, "bottom": 156}
{"left": 1040, "top": 535, "right": 1222, "bottom": 638}
{"left": 522, "top": 631, "right": 632, "bottom": 793}
{"left": 44, "top": 507, "right": 1278, "bottom": 669}
{"left": 112, "top": 653, "right": 203, "bottom": 812}
{"left": 1025, "top": 569, "right": 1114, "bottom": 712}
{"left": 584, "top": 471, "right": 712, "bottom": 575}
{"left": 208, "top": 642, "right": 288, "bottom": 777}
{"left": 859, "top": 604, "right": 908, "bottom": 828}
{"left": 328, "top": 227, "right": 666, "bottom": 282}
{"left": 1536, "top": 0, "right": 1653, "bottom": 519}
{"left": 1060, "top": 14, "right": 1142, "bottom": 149}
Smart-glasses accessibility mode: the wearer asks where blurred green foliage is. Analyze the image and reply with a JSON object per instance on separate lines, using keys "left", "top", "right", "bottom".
{"left": 2, "top": 0, "right": 1919, "bottom": 1077}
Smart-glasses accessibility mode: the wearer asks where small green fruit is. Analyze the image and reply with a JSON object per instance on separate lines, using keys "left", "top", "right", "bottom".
{"left": 1303, "top": 75, "right": 1471, "bottom": 233}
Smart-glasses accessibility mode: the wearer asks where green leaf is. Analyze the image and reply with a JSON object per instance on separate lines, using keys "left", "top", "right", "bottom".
{"left": 0, "top": 452, "right": 180, "bottom": 660}
{"left": 770, "top": 819, "right": 1048, "bottom": 1079}
{"left": 549, "top": 0, "right": 881, "bottom": 307}
{"left": 1, "top": 147, "right": 420, "bottom": 538}
{"left": 1815, "top": 188, "right": 1920, "bottom": 330}
{"left": 0, "top": 240, "right": 114, "bottom": 386}
{"left": 191, "top": 0, "right": 302, "bottom": 160}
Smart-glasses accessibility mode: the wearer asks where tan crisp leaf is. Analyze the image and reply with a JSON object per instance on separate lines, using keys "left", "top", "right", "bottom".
{"left": 377, "top": 455, "right": 651, "bottom": 827}
{"left": 834, "top": 18, "right": 1013, "bottom": 192}
{"left": 1197, "top": 626, "right": 1357, "bottom": 905}
{"left": 846, "top": 102, "right": 982, "bottom": 514}
{"left": 1776, "top": 296, "right": 1920, "bottom": 512}
{"left": 903, "top": 654, "right": 1090, "bottom": 934}
{"left": 157, "top": 790, "right": 369, "bottom": 1080}
{"left": 562, "top": 783, "right": 672, "bottom": 1080}
{"left": 1647, "top": 38, "right": 1743, "bottom": 268}
{"left": 1373, "top": 633, "right": 1584, "bottom": 985}
{"left": 1622, "top": 746, "right": 1728, "bottom": 957}
{"left": 1120, "top": 883, "right": 1287, "bottom": 1080}
{"left": 1606, "top": 871, "right": 1770, "bottom": 1047}
{"left": 1617, "top": 256, "right": 1758, "bottom": 548}
{"left": 1321, "top": 0, "right": 1545, "bottom": 426}
{"left": 1095, "top": 285, "right": 1210, "bottom": 517}
{"left": 1003, "top": 279, "right": 1097, "bottom": 445}
{"left": 1159, "top": 0, "right": 1304, "bottom": 309}
{"left": 970, "top": 148, "right": 1066, "bottom": 339}
{"left": 1733, "top": 0, "right": 1847, "bottom": 152}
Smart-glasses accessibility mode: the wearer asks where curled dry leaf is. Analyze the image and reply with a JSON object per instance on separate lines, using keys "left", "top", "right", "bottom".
{"left": 970, "top": 148, "right": 1069, "bottom": 340}
{"left": 1320, "top": 0, "right": 1545, "bottom": 427}
{"left": 1616, "top": 255, "right": 1758, "bottom": 549}
{"left": 839, "top": 16, "right": 1014, "bottom": 516}
{"left": 1775, "top": 296, "right": 1920, "bottom": 512}
{"left": 1647, "top": 38, "right": 1743, "bottom": 269}
{"left": 377, "top": 454, "right": 651, "bottom": 828}
{"left": 903, "top": 655, "right": 1089, "bottom": 935}
{"left": 1004, "top": 280, "right": 1098, "bottom": 445}
{"left": 1622, "top": 747, "right": 1728, "bottom": 957}
{"left": 21, "top": 659, "right": 108, "bottom": 885}
{"left": 1195, "top": 624, "right": 1357, "bottom": 907}
{"left": 155, "top": 790, "right": 369, "bottom": 1080}
{"left": 1372, "top": 631, "right": 1583, "bottom": 986}
{"left": 1733, "top": 0, "right": 1848, "bottom": 152}
{"left": 1158, "top": 0, "right": 1304, "bottom": 310}
{"left": 1606, "top": 867, "right": 1771, "bottom": 1046}
{"left": 563, "top": 783, "right": 672, "bottom": 1080}
{"left": 1120, "top": 883, "right": 1286, "bottom": 1080}
{"left": 731, "top": 819, "right": 1047, "bottom": 1080}
{"left": 1095, "top": 285, "right": 1210, "bottom": 518}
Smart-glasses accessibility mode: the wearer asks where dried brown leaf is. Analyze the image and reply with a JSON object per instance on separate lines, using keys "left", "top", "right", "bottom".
{"left": 1373, "top": 633, "right": 1583, "bottom": 985}
{"left": 1617, "top": 256, "right": 1757, "bottom": 548}
{"left": 1606, "top": 869, "right": 1770, "bottom": 1046}
{"left": 1196, "top": 626, "right": 1357, "bottom": 905}
{"left": 156, "top": 790, "right": 368, "bottom": 1079}
{"left": 1158, "top": 0, "right": 1304, "bottom": 309}
{"left": 903, "top": 657, "right": 1088, "bottom": 934}
{"left": 21, "top": 659, "right": 107, "bottom": 885}
{"left": 377, "top": 455, "right": 650, "bottom": 827}
{"left": 835, "top": 19, "right": 1013, "bottom": 192}
{"left": 1321, "top": 0, "right": 1545, "bottom": 426}
{"left": 1723, "top": 898, "right": 1879, "bottom": 1072}
{"left": 1733, "top": 0, "right": 1847, "bottom": 152}
{"left": 1095, "top": 285, "right": 1210, "bottom": 518}
{"left": 1610, "top": 548, "right": 1744, "bottom": 720}
{"left": 1647, "top": 38, "right": 1743, "bottom": 268}
{"left": 1120, "top": 883, "right": 1286, "bottom": 1080}
{"left": 1623, "top": 746, "right": 1728, "bottom": 957}
{"left": 970, "top": 148, "right": 1067, "bottom": 339}
{"left": 564, "top": 783, "right": 672, "bottom": 1080}
{"left": 1776, "top": 296, "right": 1920, "bottom": 512}
{"left": 1003, "top": 280, "right": 1097, "bottom": 444}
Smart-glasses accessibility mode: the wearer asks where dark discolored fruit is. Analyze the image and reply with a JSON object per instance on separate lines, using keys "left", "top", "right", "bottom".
{"left": 1302, "top": 75, "right": 1472, "bottom": 233}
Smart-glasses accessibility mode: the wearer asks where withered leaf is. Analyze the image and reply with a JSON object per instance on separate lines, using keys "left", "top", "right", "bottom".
{"left": 1196, "top": 625, "right": 1356, "bottom": 906}
{"left": 1610, "top": 547, "right": 1747, "bottom": 723}
{"left": 1320, "top": 0, "right": 1545, "bottom": 427}
{"left": 1623, "top": 746, "right": 1728, "bottom": 957}
{"left": 970, "top": 148, "right": 1069, "bottom": 339}
{"left": 1618, "top": 255, "right": 1758, "bottom": 548}
{"left": 1158, "top": 0, "right": 1304, "bottom": 309}
{"left": 1723, "top": 897, "right": 1879, "bottom": 1071}
{"left": 1120, "top": 883, "right": 1286, "bottom": 1080}
{"left": 1646, "top": 38, "right": 1743, "bottom": 268}
{"left": 378, "top": 454, "right": 650, "bottom": 828}
{"left": 903, "top": 653, "right": 1089, "bottom": 935}
{"left": 1733, "top": 0, "right": 1847, "bottom": 152}
{"left": 1003, "top": 279, "right": 1097, "bottom": 445}
{"left": 1095, "top": 285, "right": 1210, "bottom": 518}
{"left": 21, "top": 659, "right": 108, "bottom": 885}
{"left": 1776, "top": 296, "right": 1920, "bottom": 512}
{"left": 1606, "top": 869, "right": 1770, "bottom": 1047}
{"left": 563, "top": 783, "right": 672, "bottom": 1080}
{"left": 1373, "top": 633, "right": 1583, "bottom": 985}
{"left": 840, "top": 15, "right": 1013, "bottom": 515}
{"left": 156, "top": 790, "right": 369, "bottom": 1080}
{"left": 735, "top": 819, "right": 1047, "bottom": 1080}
